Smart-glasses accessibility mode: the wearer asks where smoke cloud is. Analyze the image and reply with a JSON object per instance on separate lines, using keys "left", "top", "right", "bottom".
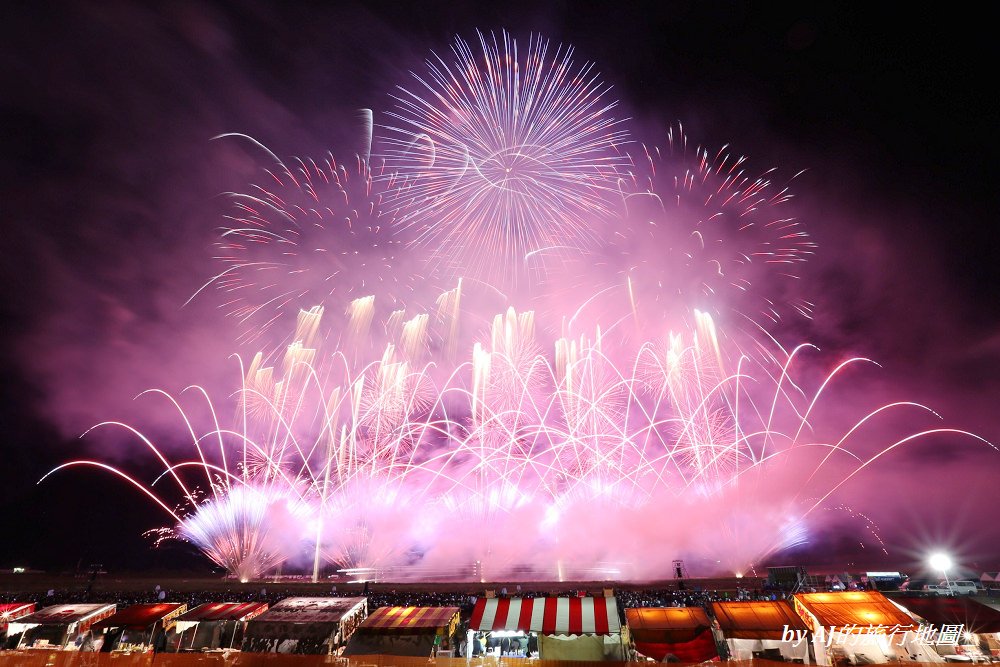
{"left": 2, "top": 2, "right": 998, "bottom": 574}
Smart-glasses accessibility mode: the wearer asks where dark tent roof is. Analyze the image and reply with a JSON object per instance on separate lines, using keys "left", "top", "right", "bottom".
{"left": 248, "top": 597, "right": 365, "bottom": 625}
{"left": 17, "top": 604, "right": 116, "bottom": 626}
{"left": 242, "top": 597, "right": 367, "bottom": 655}
{"left": 93, "top": 603, "right": 186, "bottom": 630}
{"left": 177, "top": 602, "right": 268, "bottom": 623}
{"left": 0, "top": 603, "right": 35, "bottom": 626}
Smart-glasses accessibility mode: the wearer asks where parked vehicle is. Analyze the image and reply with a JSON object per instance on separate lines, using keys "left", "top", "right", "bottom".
{"left": 924, "top": 584, "right": 953, "bottom": 596}
{"left": 944, "top": 581, "right": 979, "bottom": 595}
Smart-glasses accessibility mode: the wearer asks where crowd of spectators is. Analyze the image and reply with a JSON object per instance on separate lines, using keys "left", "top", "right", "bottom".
{"left": 0, "top": 581, "right": 794, "bottom": 619}
{"left": 0, "top": 585, "right": 492, "bottom": 614}
{"left": 615, "top": 587, "right": 789, "bottom": 611}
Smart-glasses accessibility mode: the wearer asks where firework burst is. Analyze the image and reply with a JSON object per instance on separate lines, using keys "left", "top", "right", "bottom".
{"left": 178, "top": 484, "right": 313, "bottom": 582}
{"left": 44, "top": 308, "right": 992, "bottom": 579}
{"left": 380, "top": 29, "right": 629, "bottom": 288}
{"left": 48, "top": 29, "right": 996, "bottom": 581}
{"left": 555, "top": 124, "right": 815, "bottom": 342}
{"left": 206, "top": 134, "right": 426, "bottom": 349}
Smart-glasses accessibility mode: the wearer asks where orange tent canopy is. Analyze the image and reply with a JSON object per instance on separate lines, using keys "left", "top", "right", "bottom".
{"left": 626, "top": 607, "right": 712, "bottom": 644}
{"left": 793, "top": 591, "right": 917, "bottom": 633}
{"left": 712, "top": 600, "right": 809, "bottom": 640}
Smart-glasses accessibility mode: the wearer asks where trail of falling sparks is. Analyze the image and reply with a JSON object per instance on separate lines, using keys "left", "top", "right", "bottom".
{"left": 381, "top": 29, "right": 629, "bottom": 288}
{"left": 43, "top": 306, "right": 993, "bottom": 580}
{"left": 46, "top": 29, "right": 995, "bottom": 582}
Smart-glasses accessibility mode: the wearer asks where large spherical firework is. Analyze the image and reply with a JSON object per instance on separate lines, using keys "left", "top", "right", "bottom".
{"left": 380, "top": 29, "right": 629, "bottom": 288}
{"left": 559, "top": 125, "right": 815, "bottom": 338}
{"left": 624, "top": 127, "right": 815, "bottom": 327}
{"left": 212, "top": 135, "right": 426, "bottom": 348}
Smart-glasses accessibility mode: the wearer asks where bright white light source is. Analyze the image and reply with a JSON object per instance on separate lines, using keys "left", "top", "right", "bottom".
{"left": 929, "top": 553, "right": 952, "bottom": 572}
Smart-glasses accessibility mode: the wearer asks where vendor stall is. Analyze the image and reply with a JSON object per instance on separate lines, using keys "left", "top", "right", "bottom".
{"left": 626, "top": 606, "right": 720, "bottom": 662}
{"left": 8, "top": 603, "right": 116, "bottom": 650}
{"left": 893, "top": 596, "right": 1000, "bottom": 662}
{"left": 1, "top": 603, "right": 35, "bottom": 648}
{"left": 793, "top": 591, "right": 919, "bottom": 665}
{"left": 241, "top": 596, "right": 367, "bottom": 655}
{"left": 173, "top": 602, "right": 268, "bottom": 651}
{"left": 712, "top": 599, "right": 811, "bottom": 662}
{"left": 342, "top": 606, "right": 460, "bottom": 657}
{"left": 469, "top": 596, "right": 626, "bottom": 661}
{"left": 93, "top": 602, "right": 187, "bottom": 653}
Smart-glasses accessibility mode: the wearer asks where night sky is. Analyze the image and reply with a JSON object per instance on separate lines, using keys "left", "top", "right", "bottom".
{"left": 1, "top": 1, "right": 998, "bottom": 578}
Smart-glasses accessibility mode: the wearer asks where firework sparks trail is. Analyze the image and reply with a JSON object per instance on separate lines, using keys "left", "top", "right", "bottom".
{"left": 42, "top": 306, "right": 994, "bottom": 580}
{"left": 201, "top": 133, "right": 427, "bottom": 349}
{"left": 46, "top": 30, "right": 997, "bottom": 582}
{"left": 551, "top": 123, "right": 816, "bottom": 345}
{"left": 381, "top": 29, "right": 629, "bottom": 287}
{"left": 176, "top": 484, "right": 313, "bottom": 583}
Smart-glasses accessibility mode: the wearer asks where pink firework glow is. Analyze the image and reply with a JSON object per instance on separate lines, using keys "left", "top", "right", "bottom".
{"left": 614, "top": 127, "right": 815, "bottom": 327}
{"left": 381, "top": 29, "right": 629, "bottom": 288}
{"left": 41, "top": 29, "right": 996, "bottom": 582}
{"left": 202, "top": 132, "right": 427, "bottom": 349}
{"left": 546, "top": 124, "right": 816, "bottom": 344}
{"left": 44, "top": 306, "right": 992, "bottom": 580}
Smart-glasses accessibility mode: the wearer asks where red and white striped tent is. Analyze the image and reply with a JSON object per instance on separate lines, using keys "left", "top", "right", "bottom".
{"left": 469, "top": 597, "right": 621, "bottom": 635}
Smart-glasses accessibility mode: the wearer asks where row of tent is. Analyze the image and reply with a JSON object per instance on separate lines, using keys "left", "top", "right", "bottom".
{"left": 467, "top": 592, "right": 1000, "bottom": 663}
{"left": 0, "top": 598, "right": 451, "bottom": 657}
{"left": 626, "top": 593, "right": 1000, "bottom": 664}
{"left": 4, "top": 591, "right": 1000, "bottom": 662}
